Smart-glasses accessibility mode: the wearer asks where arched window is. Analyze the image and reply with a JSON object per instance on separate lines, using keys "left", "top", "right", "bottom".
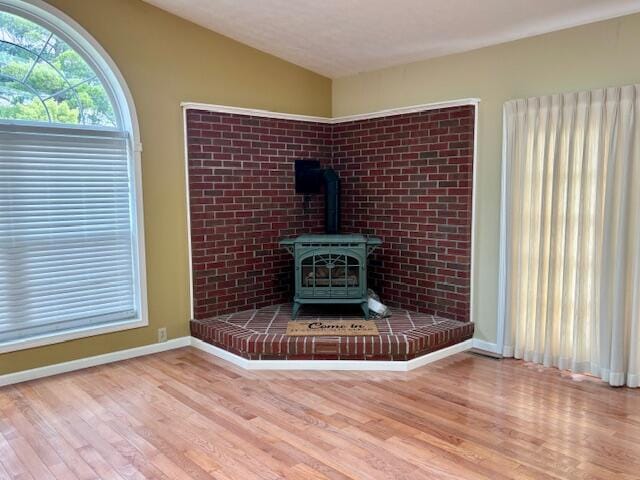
{"left": 0, "top": 10, "right": 116, "bottom": 126}
{"left": 0, "top": 0, "right": 147, "bottom": 352}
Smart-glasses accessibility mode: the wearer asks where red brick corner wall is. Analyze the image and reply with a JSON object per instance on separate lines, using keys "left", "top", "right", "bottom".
{"left": 186, "top": 105, "right": 474, "bottom": 322}
{"left": 332, "top": 106, "right": 474, "bottom": 322}
{"left": 186, "top": 110, "right": 331, "bottom": 319}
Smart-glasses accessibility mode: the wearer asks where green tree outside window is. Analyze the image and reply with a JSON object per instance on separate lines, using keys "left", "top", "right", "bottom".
{"left": 0, "top": 11, "right": 116, "bottom": 127}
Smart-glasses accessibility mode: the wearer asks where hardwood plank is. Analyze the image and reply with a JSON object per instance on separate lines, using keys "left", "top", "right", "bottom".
{"left": 0, "top": 349, "right": 638, "bottom": 479}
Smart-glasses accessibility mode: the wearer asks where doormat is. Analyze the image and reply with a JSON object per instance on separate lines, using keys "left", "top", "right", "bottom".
{"left": 286, "top": 320, "right": 379, "bottom": 336}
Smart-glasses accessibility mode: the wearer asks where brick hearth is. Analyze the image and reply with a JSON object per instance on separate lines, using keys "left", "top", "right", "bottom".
{"left": 186, "top": 105, "right": 475, "bottom": 362}
{"left": 190, "top": 304, "right": 474, "bottom": 361}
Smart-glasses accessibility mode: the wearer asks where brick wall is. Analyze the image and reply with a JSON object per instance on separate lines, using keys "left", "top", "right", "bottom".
{"left": 333, "top": 106, "right": 474, "bottom": 321}
{"left": 186, "top": 110, "right": 331, "bottom": 319}
{"left": 186, "top": 105, "right": 474, "bottom": 321}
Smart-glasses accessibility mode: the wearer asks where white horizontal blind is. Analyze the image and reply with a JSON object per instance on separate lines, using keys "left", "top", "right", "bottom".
{"left": 0, "top": 124, "right": 138, "bottom": 344}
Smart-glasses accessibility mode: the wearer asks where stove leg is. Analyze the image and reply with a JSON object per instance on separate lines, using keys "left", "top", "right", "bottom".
{"left": 361, "top": 301, "right": 369, "bottom": 320}
{"left": 292, "top": 302, "right": 301, "bottom": 320}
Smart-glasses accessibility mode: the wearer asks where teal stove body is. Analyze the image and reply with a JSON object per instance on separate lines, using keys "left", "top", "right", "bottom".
{"left": 280, "top": 234, "right": 382, "bottom": 319}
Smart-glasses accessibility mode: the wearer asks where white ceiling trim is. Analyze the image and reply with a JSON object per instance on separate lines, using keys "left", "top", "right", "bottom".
{"left": 181, "top": 98, "right": 480, "bottom": 124}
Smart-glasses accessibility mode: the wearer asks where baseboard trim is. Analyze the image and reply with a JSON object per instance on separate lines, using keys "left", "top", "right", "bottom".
{"left": 190, "top": 337, "right": 472, "bottom": 371}
{"left": 471, "top": 338, "right": 500, "bottom": 354}
{"left": 0, "top": 336, "right": 473, "bottom": 387}
{"left": 0, "top": 336, "right": 191, "bottom": 387}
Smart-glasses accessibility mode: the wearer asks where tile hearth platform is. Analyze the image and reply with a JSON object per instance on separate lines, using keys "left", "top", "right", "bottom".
{"left": 190, "top": 304, "right": 474, "bottom": 361}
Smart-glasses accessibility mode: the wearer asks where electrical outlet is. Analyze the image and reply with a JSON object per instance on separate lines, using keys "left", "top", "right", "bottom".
{"left": 157, "top": 327, "right": 167, "bottom": 343}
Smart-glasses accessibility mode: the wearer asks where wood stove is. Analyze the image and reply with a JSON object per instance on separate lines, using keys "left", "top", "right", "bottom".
{"left": 280, "top": 234, "right": 381, "bottom": 319}
{"left": 282, "top": 162, "right": 381, "bottom": 318}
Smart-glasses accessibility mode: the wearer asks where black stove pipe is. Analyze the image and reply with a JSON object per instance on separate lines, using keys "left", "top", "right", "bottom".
{"left": 323, "top": 168, "right": 340, "bottom": 234}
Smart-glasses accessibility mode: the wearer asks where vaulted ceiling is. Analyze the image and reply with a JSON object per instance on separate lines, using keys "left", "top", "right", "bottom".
{"left": 143, "top": 0, "right": 640, "bottom": 78}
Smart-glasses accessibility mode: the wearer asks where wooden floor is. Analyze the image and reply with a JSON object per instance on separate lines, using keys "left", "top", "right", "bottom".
{"left": 0, "top": 349, "right": 639, "bottom": 480}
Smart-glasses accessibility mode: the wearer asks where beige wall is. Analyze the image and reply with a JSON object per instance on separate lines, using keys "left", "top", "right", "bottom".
{"left": 333, "top": 13, "right": 640, "bottom": 344}
{"left": 0, "top": 0, "right": 331, "bottom": 375}
{"left": 4, "top": 3, "right": 640, "bottom": 375}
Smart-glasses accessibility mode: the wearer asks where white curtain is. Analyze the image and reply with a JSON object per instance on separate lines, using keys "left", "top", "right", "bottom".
{"left": 501, "top": 85, "right": 640, "bottom": 388}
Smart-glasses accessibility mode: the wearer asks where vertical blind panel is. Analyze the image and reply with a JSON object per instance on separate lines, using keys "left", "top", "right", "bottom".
{"left": 0, "top": 126, "right": 137, "bottom": 343}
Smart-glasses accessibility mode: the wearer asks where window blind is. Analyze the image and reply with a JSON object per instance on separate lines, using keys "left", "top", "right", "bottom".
{"left": 0, "top": 124, "right": 138, "bottom": 345}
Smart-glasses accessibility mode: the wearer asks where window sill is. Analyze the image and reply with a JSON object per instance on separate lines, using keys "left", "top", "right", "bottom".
{"left": 0, "top": 317, "right": 149, "bottom": 354}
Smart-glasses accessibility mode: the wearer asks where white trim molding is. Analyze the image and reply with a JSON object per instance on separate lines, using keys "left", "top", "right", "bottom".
{"left": 471, "top": 338, "right": 500, "bottom": 354}
{"left": 0, "top": 318, "right": 149, "bottom": 355}
{"left": 182, "top": 108, "right": 195, "bottom": 320}
{"left": 330, "top": 99, "right": 480, "bottom": 124}
{"left": 0, "top": 337, "right": 191, "bottom": 387}
{"left": 0, "top": 336, "right": 472, "bottom": 386}
{"left": 182, "top": 102, "right": 330, "bottom": 124}
{"left": 495, "top": 107, "right": 509, "bottom": 357}
{"left": 181, "top": 98, "right": 480, "bottom": 124}
{"left": 469, "top": 103, "right": 479, "bottom": 324}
